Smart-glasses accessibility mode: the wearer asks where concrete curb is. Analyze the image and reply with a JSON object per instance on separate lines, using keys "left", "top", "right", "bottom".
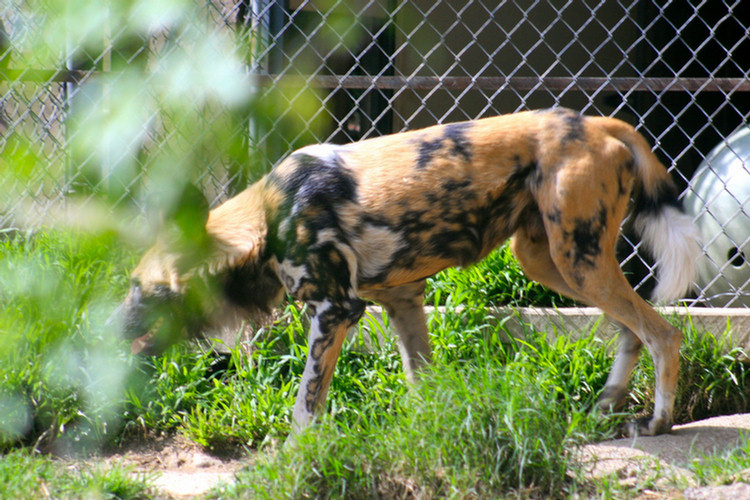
{"left": 209, "top": 306, "right": 750, "bottom": 354}
{"left": 353, "top": 306, "right": 750, "bottom": 357}
{"left": 482, "top": 305, "right": 750, "bottom": 343}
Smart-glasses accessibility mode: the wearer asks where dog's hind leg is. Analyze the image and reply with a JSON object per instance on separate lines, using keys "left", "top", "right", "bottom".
{"left": 561, "top": 259, "right": 679, "bottom": 436}
{"left": 512, "top": 226, "right": 644, "bottom": 413}
{"left": 541, "top": 210, "right": 681, "bottom": 436}
{"left": 364, "top": 281, "right": 432, "bottom": 382}
{"left": 511, "top": 225, "right": 589, "bottom": 304}
{"left": 597, "top": 325, "right": 642, "bottom": 412}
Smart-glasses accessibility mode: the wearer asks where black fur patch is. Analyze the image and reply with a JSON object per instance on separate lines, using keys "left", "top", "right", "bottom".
{"left": 415, "top": 122, "right": 474, "bottom": 169}
{"left": 316, "top": 299, "right": 366, "bottom": 335}
{"left": 633, "top": 179, "right": 682, "bottom": 217}
{"left": 567, "top": 205, "right": 607, "bottom": 267}
{"left": 426, "top": 225, "right": 481, "bottom": 264}
{"left": 441, "top": 177, "right": 472, "bottom": 192}
{"left": 417, "top": 138, "right": 444, "bottom": 169}
{"left": 221, "top": 262, "right": 283, "bottom": 318}
{"left": 280, "top": 152, "right": 358, "bottom": 209}
{"left": 545, "top": 208, "right": 562, "bottom": 224}
{"left": 443, "top": 122, "right": 473, "bottom": 162}
{"left": 398, "top": 209, "right": 434, "bottom": 235}
{"left": 616, "top": 159, "right": 635, "bottom": 196}
{"left": 480, "top": 162, "right": 540, "bottom": 237}
{"left": 540, "top": 108, "right": 585, "bottom": 144}
{"left": 305, "top": 244, "right": 351, "bottom": 299}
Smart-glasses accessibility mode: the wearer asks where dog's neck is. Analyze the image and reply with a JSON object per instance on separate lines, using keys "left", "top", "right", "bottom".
{"left": 193, "top": 179, "right": 285, "bottom": 326}
{"left": 204, "top": 181, "right": 271, "bottom": 273}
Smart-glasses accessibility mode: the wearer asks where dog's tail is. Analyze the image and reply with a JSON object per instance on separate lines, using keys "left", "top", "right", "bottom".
{"left": 598, "top": 118, "right": 701, "bottom": 304}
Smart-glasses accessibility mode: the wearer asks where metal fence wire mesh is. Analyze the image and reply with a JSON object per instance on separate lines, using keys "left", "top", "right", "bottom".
{"left": 2, "top": 0, "right": 750, "bottom": 306}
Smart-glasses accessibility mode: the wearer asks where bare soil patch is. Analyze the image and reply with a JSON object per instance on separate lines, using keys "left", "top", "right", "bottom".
{"left": 100, "top": 434, "right": 251, "bottom": 499}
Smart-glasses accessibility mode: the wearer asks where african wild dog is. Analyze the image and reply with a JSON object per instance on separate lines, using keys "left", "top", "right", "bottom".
{"left": 122, "top": 108, "right": 700, "bottom": 436}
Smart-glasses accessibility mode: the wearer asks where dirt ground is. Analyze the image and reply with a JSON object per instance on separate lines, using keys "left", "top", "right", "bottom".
{"left": 99, "top": 414, "right": 750, "bottom": 499}
{"left": 101, "top": 434, "right": 250, "bottom": 498}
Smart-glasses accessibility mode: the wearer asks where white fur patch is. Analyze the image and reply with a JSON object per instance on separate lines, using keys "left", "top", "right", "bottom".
{"left": 277, "top": 259, "right": 308, "bottom": 293}
{"left": 295, "top": 143, "right": 344, "bottom": 163}
{"left": 351, "top": 225, "right": 403, "bottom": 281}
{"left": 635, "top": 206, "right": 702, "bottom": 304}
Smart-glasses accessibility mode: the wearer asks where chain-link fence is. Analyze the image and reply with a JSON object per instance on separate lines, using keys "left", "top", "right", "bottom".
{"left": 2, "top": 0, "right": 750, "bottom": 306}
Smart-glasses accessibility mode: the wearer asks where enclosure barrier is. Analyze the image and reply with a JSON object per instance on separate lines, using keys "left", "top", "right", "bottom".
{"left": 2, "top": 0, "right": 749, "bottom": 306}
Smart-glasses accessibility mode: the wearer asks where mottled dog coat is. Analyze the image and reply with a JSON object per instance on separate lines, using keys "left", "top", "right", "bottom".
{"left": 123, "top": 108, "right": 699, "bottom": 436}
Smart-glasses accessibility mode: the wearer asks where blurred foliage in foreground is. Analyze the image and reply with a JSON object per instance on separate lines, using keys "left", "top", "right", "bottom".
{"left": 0, "top": 231, "right": 135, "bottom": 452}
{"left": 1, "top": 0, "right": 333, "bottom": 236}
{"left": 0, "top": 0, "right": 330, "bottom": 453}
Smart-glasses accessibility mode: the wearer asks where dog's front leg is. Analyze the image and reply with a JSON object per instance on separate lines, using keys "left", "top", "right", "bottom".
{"left": 291, "top": 298, "right": 365, "bottom": 432}
{"left": 364, "top": 281, "right": 432, "bottom": 382}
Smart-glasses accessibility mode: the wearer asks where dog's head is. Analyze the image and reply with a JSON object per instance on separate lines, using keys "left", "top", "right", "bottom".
{"left": 121, "top": 183, "right": 284, "bottom": 356}
{"left": 123, "top": 245, "right": 190, "bottom": 355}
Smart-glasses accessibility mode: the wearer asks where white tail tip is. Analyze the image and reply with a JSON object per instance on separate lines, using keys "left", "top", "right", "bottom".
{"left": 634, "top": 206, "right": 702, "bottom": 304}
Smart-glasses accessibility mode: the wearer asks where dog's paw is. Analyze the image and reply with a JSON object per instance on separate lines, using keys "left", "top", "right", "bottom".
{"left": 625, "top": 415, "right": 673, "bottom": 437}
{"left": 596, "top": 386, "right": 628, "bottom": 413}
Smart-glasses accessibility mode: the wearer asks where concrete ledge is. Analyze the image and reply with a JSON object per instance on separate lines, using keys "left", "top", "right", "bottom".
{"left": 487, "top": 306, "right": 750, "bottom": 342}
{"left": 209, "top": 306, "right": 750, "bottom": 355}
{"left": 354, "top": 306, "right": 750, "bottom": 353}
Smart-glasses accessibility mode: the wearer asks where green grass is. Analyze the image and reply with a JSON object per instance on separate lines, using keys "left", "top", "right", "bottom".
{"left": 123, "top": 305, "right": 409, "bottom": 450}
{"left": 0, "top": 230, "right": 136, "bottom": 452}
{"left": 214, "top": 327, "right": 617, "bottom": 500}
{"left": 687, "top": 432, "right": 750, "bottom": 486}
{"left": 426, "top": 243, "right": 576, "bottom": 308}
{"left": 0, "top": 448, "right": 154, "bottom": 500}
{"left": 3, "top": 229, "right": 750, "bottom": 499}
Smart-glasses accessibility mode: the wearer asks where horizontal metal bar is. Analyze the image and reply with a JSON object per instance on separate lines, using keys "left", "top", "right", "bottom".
{"left": 0, "top": 68, "right": 91, "bottom": 83}
{"left": 3, "top": 68, "right": 748, "bottom": 93}
{"left": 256, "top": 74, "right": 750, "bottom": 92}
